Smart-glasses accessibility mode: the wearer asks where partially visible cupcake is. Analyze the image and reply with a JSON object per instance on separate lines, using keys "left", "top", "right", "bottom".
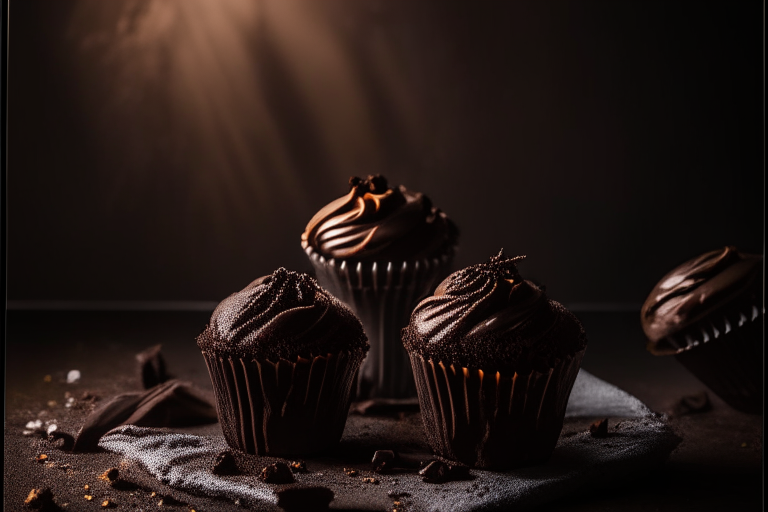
{"left": 641, "top": 246, "right": 763, "bottom": 414}
{"left": 402, "top": 251, "right": 588, "bottom": 469}
{"left": 301, "top": 175, "right": 458, "bottom": 399}
{"left": 197, "top": 268, "right": 369, "bottom": 455}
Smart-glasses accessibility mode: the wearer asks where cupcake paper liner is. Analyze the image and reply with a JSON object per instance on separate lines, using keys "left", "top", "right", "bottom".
{"left": 672, "top": 304, "right": 763, "bottom": 414}
{"left": 304, "top": 243, "right": 453, "bottom": 399}
{"left": 410, "top": 349, "right": 586, "bottom": 469}
{"left": 202, "top": 349, "right": 364, "bottom": 455}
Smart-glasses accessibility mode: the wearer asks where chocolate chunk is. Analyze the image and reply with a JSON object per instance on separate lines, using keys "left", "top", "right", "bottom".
{"left": 590, "top": 418, "right": 609, "bottom": 438}
{"left": 24, "top": 488, "right": 60, "bottom": 511}
{"left": 212, "top": 451, "right": 239, "bottom": 476}
{"left": 136, "top": 344, "right": 171, "bottom": 389}
{"left": 48, "top": 431, "right": 75, "bottom": 451}
{"left": 418, "top": 460, "right": 470, "bottom": 483}
{"left": 260, "top": 462, "right": 295, "bottom": 484}
{"left": 276, "top": 486, "right": 334, "bottom": 512}
{"left": 672, "top": 391, "right": 712, "bottom": 417}
{"left": 372, "top": 450, "right": 397, "bottom": 472}
{"left": 72, "top": 380, "right": 217, "bottom": 452}
{"left": 99, "top": 467, "right": 120, "bottom": 483}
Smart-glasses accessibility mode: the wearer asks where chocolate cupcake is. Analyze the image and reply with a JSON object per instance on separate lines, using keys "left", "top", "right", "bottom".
{"left": 641, "top": 246, "right": 763, "bottom": 414}
{"left": 402, "top": 251, "right": 588, "bottom": 469}
{"left": 302, "top": 175, "right": 458, "bottom": 399}
{"left": 197, "top": 268, "right": 369, "bottom": 455}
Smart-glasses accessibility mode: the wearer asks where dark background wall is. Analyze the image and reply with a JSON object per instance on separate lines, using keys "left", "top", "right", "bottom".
{"left": 7, "top": 0, "right": 764, "bottom": 307}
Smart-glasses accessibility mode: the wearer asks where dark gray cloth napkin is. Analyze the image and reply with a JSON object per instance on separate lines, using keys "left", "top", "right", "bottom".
{"left": 99, "top": 370, "right": 681, "bottom": 511}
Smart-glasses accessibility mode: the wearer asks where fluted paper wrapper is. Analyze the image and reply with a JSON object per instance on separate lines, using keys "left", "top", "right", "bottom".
{"left": 304, "top": 244, "right": 453, "bottom": 399}
{"left": 410, "top": 349, "right": 586, "bottom": 469}
{"left": 202, "top": 349, "right": 364, "bottom": 455}
{"left": 674, "top": 307, "right": 763, "bottom": 414}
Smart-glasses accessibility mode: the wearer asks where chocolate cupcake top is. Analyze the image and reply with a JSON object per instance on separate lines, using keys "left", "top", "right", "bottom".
{"left": 641, "top": 246, "right": 763, "bottom": 355}
{"left": 197, "top": 268, "right": 369, "bottom": 360}
{"left": 402, "top": 251, "right": 587, "bottom": 373}
{"left": 301, "top": 175, "right": 458, "bottom": 261}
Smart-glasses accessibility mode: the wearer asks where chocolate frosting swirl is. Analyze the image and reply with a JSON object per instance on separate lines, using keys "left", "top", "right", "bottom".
{"left": 402, "top": 251, "right": 587, "bottom": 373}
{"left": 197, "top": 268, "right": 369, "bottom": 360}
{"left": 641, "top": 246, "right": 763, "bottom": 353}
{"left": 301, "top": 175, "right": 458, "bottom": 261}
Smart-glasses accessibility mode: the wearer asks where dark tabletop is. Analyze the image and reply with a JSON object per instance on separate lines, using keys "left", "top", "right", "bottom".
{"left": 4, "top": 310, "right": 763, "bottom": 511}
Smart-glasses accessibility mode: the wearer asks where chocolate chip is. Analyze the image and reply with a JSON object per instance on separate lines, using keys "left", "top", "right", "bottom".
{"left": 590, "top": 418, "right": 609, "bottom": 438}
{"left": 260, "top": 462, "right": 295, "bottom": 484}
{"left": 276, "top": 486, "right": 333, "bottom": 512}
{"left": 212, "top": 451, "right": 239, "bottom": 476}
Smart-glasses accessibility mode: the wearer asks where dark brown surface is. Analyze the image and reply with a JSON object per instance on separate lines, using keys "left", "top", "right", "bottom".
{"left": 4, "top": 310, "right": 763, "bottom": 511}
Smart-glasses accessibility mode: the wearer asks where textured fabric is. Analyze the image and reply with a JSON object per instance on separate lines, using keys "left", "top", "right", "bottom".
{"left": 99, "top": 370, "right": 680, "bottom": 512}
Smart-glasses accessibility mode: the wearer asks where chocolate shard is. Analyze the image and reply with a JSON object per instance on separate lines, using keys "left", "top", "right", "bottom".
{"left": 260, "top": 462, "right": 295, "bottom": 484}
{"left": 418, "top": 460, "right": 470, "bottom": 483}
{"left": 212, "top": 451, "right": 239, "bottom": 476}
{"left": 276, "top": 486, "right": 334, "bottom": 512}
{"left": 672, "top": 391, "right": 712, "bottom": 417}
{"left": 136, "top": 344, "right": 171, "bottom": 389}
{"left": 72, "top": 380, "right": 217, "bottom": 452}
{"left": 590, "top": 418, "right": 609, "bottom": 438}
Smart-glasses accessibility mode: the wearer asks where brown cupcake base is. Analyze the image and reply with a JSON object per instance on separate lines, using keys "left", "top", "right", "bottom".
{"left": 304, "top": 242, "right": 453, "bottom": 399}
{"left": 202, "top": 350, "right": 363, "bottom": 455}
{"left": 410, "top": 350, "right": 585, "bottom": 469}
